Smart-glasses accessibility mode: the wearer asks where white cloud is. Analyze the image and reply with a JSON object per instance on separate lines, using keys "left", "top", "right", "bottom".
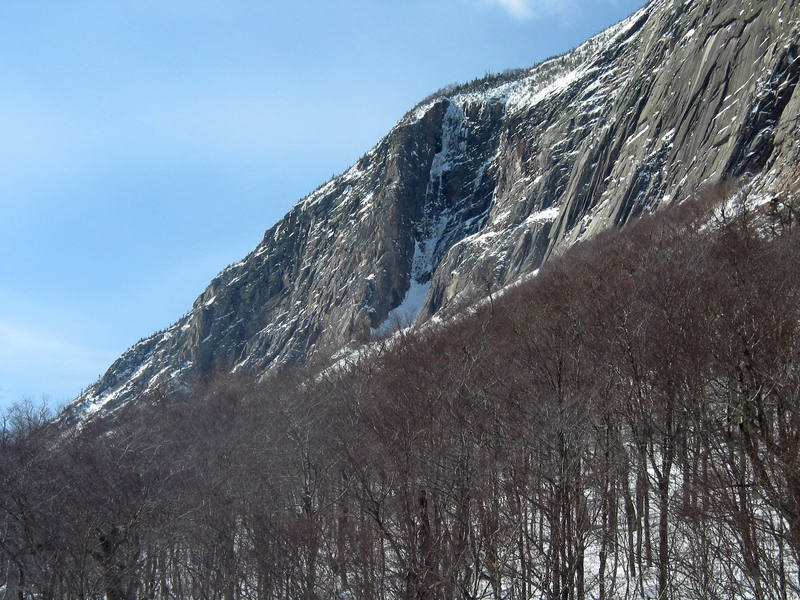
{"left": 485, "top": 0, "right": 582, "bottom": 21}
{"left": 493, "top": 0, "right": 535, "bottom": 19}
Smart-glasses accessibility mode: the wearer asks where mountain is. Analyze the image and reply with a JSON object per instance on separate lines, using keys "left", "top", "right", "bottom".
{"left": 71, "top": 0, "right": 800, "bottom": 418}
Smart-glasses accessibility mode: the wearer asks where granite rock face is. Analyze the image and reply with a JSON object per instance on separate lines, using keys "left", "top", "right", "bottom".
{"left": 72, "top": 0, "right": 800, "bottom": 418}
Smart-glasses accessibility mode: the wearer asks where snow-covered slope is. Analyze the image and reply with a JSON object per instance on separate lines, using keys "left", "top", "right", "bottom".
{"left": 68, "top": 0, "right": 800, "bottom": 419}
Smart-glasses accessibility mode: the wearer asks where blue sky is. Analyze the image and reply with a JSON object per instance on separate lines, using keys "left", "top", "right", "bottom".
{"left": 0, "top": 0, "right": 645, "bottom": 411}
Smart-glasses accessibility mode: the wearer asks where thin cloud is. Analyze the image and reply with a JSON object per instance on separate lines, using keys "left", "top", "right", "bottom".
{"left": 0, "top": 321, "right": 112, "bottom": 382}
{"left": 0, "top": 321, "right": 112, "bottom": 405}
{"left": 0, "top": 86, "right": 375, "bottom": 184}
{"left": 493, "top": 0, "right": 534, "bottom": 19}
{"left": 485, "top": 0, "right": 581, "bottom": 21}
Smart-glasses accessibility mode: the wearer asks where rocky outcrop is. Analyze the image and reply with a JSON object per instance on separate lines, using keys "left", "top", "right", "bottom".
{"left": 71, "top": 0, "right": 800, "bottom": 418}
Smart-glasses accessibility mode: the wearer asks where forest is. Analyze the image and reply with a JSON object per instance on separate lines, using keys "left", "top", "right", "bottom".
{"left": 1, "top": 185, "right": 799, "bottom": 600}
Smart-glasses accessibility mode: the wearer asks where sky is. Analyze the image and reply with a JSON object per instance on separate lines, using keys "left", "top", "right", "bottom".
{"left": 0, "top": 0, "right": 646, "bottom": 412}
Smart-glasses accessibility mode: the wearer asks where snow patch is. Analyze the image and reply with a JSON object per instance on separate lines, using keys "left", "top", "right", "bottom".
{"left": 526, "top": 205, "right": 561, "bottom": 223}
{"left": 374, "top": 279, "right": 432, "bottom": 335}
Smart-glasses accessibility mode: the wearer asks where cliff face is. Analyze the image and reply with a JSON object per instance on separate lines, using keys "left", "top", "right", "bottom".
{"left": 73, "top": 0, "right": 800, "bottom": 418}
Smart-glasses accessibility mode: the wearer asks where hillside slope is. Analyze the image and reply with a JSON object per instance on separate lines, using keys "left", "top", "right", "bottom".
{"left": 9, "top": 194, "right": 799, "bottom": 599}
{"left": 73, "top": 0, "right": 800, "bottom": 417}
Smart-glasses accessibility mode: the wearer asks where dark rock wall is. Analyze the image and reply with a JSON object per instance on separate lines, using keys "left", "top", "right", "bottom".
{"left": 73, "top": 0, "right": 800, "bottom": 417}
